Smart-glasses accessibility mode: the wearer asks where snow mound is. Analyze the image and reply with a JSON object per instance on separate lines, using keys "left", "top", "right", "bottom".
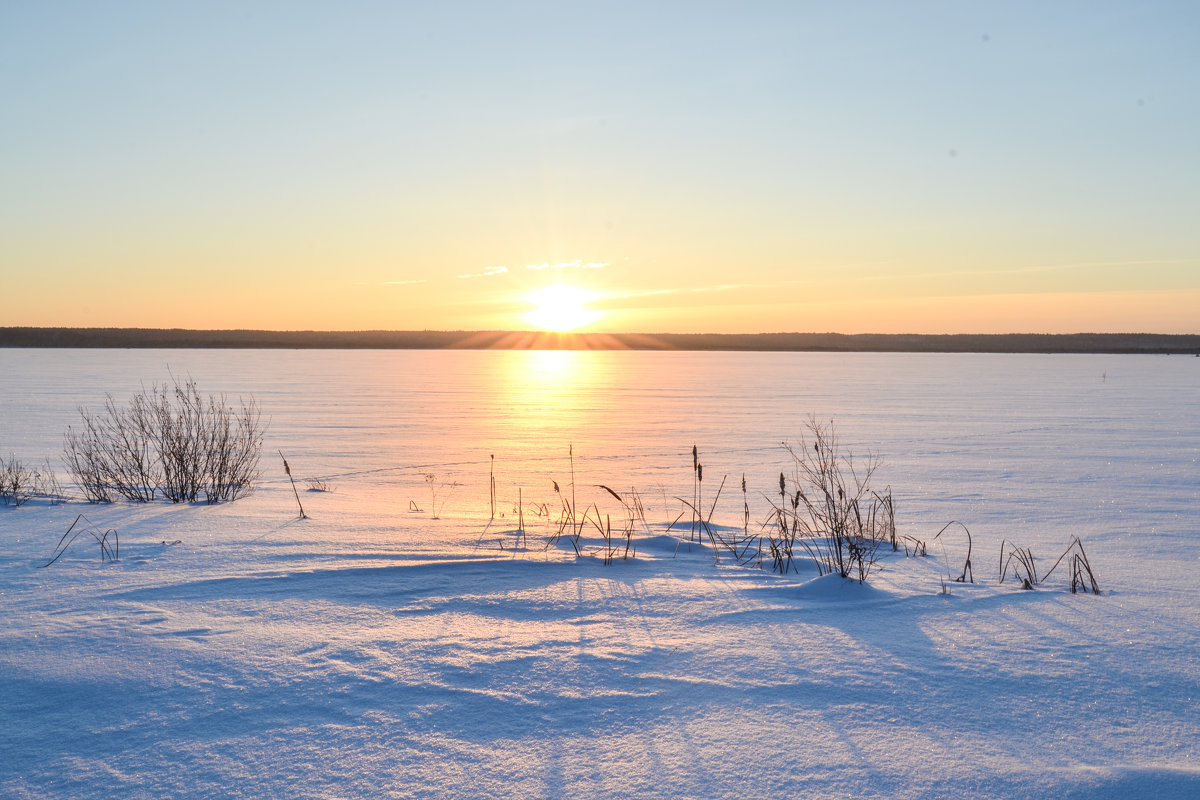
{"left": 791, "top": 571, "right": 891, "bottom": 602}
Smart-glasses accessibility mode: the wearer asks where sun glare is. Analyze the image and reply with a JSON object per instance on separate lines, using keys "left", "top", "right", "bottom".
{"left": 524, "top": 285, "right": 602, "bottom": 332}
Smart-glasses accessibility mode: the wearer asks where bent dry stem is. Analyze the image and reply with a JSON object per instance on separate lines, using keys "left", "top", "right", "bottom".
{"left": 279, "top": 451, "right": 306, "bottom": 519}
{"left": 934, "top": 521, "right": 974, "bottom": 583}
{"left": 43, "top": 514, "right": 118, "bottom": 567}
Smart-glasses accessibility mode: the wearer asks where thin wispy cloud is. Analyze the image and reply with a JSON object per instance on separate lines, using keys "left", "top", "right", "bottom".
{"left": 379, "top": 278, "right": 429, "bottom": 286}
{"left": 861, "top": 258, "right": 1198, "bottom": 282}
{"left": 457, "top": 266, "right": 509, "bottom": 279}
{"left": 526, "top": 261, "right": 607, "bottom": 271}
{"left": 614, "top": 282, "right": 768, "bottom": 300}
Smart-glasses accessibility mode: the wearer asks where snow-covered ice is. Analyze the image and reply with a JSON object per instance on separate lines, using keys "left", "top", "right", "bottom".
{"left": 1, "top": 349, "right": 1198, "bottom": 799}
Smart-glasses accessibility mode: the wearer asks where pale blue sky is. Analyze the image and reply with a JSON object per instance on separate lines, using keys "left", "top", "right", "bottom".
{"left": 3, "top": 1, "right": 1198, "bottom": 332}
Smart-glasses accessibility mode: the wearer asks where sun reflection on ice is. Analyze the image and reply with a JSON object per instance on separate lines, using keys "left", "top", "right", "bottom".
{"left": 484, "top": 349, "right": 621, "bottom": 454}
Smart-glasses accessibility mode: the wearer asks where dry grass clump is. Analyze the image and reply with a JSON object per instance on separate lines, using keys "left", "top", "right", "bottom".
{"left": 592, "top": 485, "right": 645, "bottom": 564}
{"left": 545, "top": 478, "right": 583, "bottom": 555}
{"left": 765, "top": 418, "right": 894, "bottom": 581}
{"left": 544, "top": 446, "right": 585, "bottom": 554}
{"left": 672, "top": 446, "right": 736, "bottom": 560}
{"left": 996, "top": 536, "right": 1101, "bottom": 594}
{"left": 998, "top": 539, "right": 1037, "bottom": 589}
{"left": 536, "top": 446, "right": 651, "bottom": 563}
{"left": 1046, "top": 537, "right": 1101, "bottom": 594}
{"left": 692, "top": 472, "right": 762, "bottom": 566}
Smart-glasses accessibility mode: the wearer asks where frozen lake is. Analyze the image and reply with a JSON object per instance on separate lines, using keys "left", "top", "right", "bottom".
{"left": 3, "top": 348, "right": 1197, "bottom": 535}
{"left": 1, "top": 348, "right": 1198, "bottom": 799}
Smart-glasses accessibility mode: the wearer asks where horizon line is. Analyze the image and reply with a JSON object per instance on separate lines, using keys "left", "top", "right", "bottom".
{"left": 2, "top": 327, "right": 1198, "bottom": 355}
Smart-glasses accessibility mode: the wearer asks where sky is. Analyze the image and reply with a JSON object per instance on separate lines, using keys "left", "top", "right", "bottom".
{"left": 2, "top": 1, "right": 1198, "bottom": 335}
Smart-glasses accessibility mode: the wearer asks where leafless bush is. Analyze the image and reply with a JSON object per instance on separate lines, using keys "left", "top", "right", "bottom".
{"left": 2, "top": 455, "right": 67, "bottom": 506}
{"left": 148, "top": 379, "right": 263, "bottom": 502}
{"left": 38, "top": 460, "right": 64, "bottom": 504}
{"left": 0, "top": 455, "right": 37, "bottom": 507}
{"left": 62, "top": 377, "right": 265, "bottom": 504}
{"left": 64, "top": 394, "right": 157, "bottom": 502}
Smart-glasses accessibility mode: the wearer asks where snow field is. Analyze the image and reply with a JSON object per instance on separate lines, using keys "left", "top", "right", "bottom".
{"left": 1, "top": 349, "right": 1198, "bottom": 798}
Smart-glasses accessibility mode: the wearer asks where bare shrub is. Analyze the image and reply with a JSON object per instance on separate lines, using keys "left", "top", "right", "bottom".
{"left": 2, "top": 455, "right": 71, "bottom": 506}
{"left": 62, "top": 377, "right": 265, "bottom": 504}
{"left": 36, "top": 459, "right": 65, "bottom": 504}
{"left": 0, "top": 455, "right": 38, "bottom": 507}
{"left": 147, "top": 379, "right": 263, "bottom": 502}
{"left": 64, "top": 395, "right": 157, "bottom": 502}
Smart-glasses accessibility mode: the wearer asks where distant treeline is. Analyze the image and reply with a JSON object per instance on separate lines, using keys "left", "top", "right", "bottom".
{"left": 2, "top": 327, "right": 1199, "bottom": 354}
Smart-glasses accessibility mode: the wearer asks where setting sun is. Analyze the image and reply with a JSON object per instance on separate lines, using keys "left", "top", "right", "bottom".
{"left": 523, "top": 285, "right": 603, "bottom": 332}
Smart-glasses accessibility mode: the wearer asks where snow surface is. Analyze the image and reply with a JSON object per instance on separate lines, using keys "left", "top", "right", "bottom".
{"left": 1, "top": 349, "right": 1198, "bottom": 799}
